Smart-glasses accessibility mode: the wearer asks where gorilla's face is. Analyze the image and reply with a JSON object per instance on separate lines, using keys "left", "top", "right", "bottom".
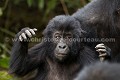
{"left": 43, "top": 15, "right": 85, "bottom": 62}
{"left": 53, "top": 31, "right": 73, "bottom": 61}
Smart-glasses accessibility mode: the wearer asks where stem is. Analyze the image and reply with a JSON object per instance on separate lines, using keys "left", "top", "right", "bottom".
{"left": 2, "top": 0, "right": 9, "bottom": 11}
{"left": 60, "top": 0, "right": 69, "bottom": 15}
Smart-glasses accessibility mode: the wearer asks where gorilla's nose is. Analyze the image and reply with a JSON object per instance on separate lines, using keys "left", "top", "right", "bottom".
{"left": 59, "top": 45, "right": 67, "bottom": 49}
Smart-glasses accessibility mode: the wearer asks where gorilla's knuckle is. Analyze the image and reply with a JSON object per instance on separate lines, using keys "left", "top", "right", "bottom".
{"left": 21, "top": 27, "right": 30, "bottom": 32}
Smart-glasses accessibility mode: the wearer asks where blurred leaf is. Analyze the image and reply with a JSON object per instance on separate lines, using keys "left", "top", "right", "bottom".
{"left": 0, "top": 48, "right": 2, "bottom": 53}
{"left": 0, "top": 71, "right": 13, "bottom": 80}
{"left": 46, "top": 0, "right": 57, "bottom": 15}
{"left": 0, "top": 43, "right": 10, "bottom": 54}
{"left": 27, "top": 0, "right": 33, "bottom": 7}
{"left": 0, "top": 8, "right": 3, "bottom": 16}
{"left": 38, "top": 0, "right": 44, "bottom": 9}
{"left": 0, "top": 57, "right": 9, "bottom": 69}
{"left": 13, "top": 0, "right": 21, "bottom": 5}
{"left": 0, "top": 28, "right": 15, "bottom": 37}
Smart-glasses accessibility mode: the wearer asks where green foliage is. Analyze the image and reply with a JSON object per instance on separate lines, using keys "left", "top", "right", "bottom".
{"left": 38, "top": 0, "right": 44, "bottom": 9}
{"left": 45, "top": 0, "right": 57, "bottom": 15}
{"left": 0, "top": 0, "right": 90, "bottom": 79}
{"left": 0, "top": 71, "right": 13, "bottom": 80}
{"left": 27, "top": 0, "right": 34, "bottom": 7}
{"left": 0, "top": 56, "right": 9, "bottom": 69}
{"left": 0, "top": 28, "right": 15, "bottom": 37}
{"left": 0, "top": 8, "right": 3, "bottom": 16}
{"left": 12, "top": 0, "right": 90, "bottom": 15}
{"left": 14, "top": 0, "right": 21, "bottom": 5}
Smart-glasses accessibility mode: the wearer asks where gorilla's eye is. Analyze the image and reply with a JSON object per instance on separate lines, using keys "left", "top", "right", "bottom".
{"left": 55, "top": 35, "right": 61, "bottom": 39}
{"left": 66, "top": 36, "right": 72, "bottom": 39}
{"left": 65, "top": 33, "right": 72, "bottom": 39}
{"left": 54, "top": 33, "right": 61, "bottom": 40}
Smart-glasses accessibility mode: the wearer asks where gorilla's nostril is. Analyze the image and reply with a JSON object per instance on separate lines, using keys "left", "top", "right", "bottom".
{"left": 59, "top": 45, "right": 66, "bottom": 49}
{"left": 59, "top": 46, "right": 62, "bottom": 48}
{"left": 63, "top": 45, "right": 66, "bottom": 49}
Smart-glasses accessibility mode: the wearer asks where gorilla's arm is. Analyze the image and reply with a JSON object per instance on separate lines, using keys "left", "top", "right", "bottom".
{"left": 9, "top": 28, "right": 46, "bottom": 77}
{"left": 72, "top": 0, "right": 112, "bottom": 25}
{"left": 72, "top": 0, "right": 120, "bottom": 62}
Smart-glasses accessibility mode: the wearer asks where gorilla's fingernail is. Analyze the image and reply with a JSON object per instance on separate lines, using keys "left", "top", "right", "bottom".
{"left": 33, "top": 28, "right": 37, "bottom": 31}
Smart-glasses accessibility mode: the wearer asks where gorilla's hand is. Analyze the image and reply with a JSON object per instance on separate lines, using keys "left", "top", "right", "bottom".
{"left": 18, "top": 27, "right": 37, "bottom": 41}
{"left": 95, "top": 43, "right": 111, "bottom": 61}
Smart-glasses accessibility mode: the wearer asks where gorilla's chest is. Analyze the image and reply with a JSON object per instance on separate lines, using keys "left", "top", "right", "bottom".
{"left": 46, "top": 58, "right": 81, "bottom": 80}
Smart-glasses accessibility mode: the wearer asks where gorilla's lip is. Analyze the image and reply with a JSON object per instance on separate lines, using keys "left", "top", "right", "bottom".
{"left": 56, "top": 53, "right": 67, "bottom": 57}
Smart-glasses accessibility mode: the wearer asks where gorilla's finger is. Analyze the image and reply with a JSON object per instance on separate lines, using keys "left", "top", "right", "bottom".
{"left": 96, "top": 49, "right": 106, "bottom": 52}
{"left": 95, "top": 43, "right": 105, "bottom": 48}
{"left": 29, "top": 29, "right": 35, "bottom": 35}
{"left": 25, "top": 30, "right": 32, "bottom": 37}
{"left": 21, "top": 33, "right": 27, "bottom": 39}
{"left": 95, "top": 46, "right": 106, "bottom": 49}
{"left": 99, "top": 53, "right": 107, "bottom": 57}
{"left": 19, "top": 35, "right": 23, "bottom": 41}
{"left": 33, "top": 28, "right": 37, "bottom": 31}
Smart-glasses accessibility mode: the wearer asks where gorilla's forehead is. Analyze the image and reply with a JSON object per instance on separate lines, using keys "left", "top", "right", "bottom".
{"left": 53, "top": 15, "right": 75, "bottom": 23}
{"left": 55, "top": 25, "right": 75, "bottom": 32}
{"left": 52, "top": 15, "right": 78, "bottom": 31}
{"left": 43, "top": 15, "right": 82, "bottom": 36}
{"left": 54, "top": 31, "right": 72, "bottom": 35}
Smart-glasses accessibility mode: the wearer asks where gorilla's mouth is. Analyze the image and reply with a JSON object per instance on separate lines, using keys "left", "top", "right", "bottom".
{"left": 56, "top": 53, "right": 68, "bottom": 57}
{"left": 55, "top": 53, "right": 68, "bottom": 61}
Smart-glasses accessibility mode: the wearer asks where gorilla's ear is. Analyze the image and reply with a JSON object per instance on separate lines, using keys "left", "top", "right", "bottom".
{"left": 42, "top": 20, "right": 55, "bottom": 36}
{"left": 80, "top": 29, "right": 87, "bottom": 37}
{"left": 116, "top": 8, "right": 120, "bottom": 15}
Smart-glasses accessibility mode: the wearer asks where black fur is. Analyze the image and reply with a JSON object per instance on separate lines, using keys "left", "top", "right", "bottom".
{"left": 75, "top": 62, "right": 120, "bottom": 80}
{"left": 9, "top": 15, "right": 98, "bottom": 80}
{"left": 72, "top": 0, "right": 120, "bottom": 62}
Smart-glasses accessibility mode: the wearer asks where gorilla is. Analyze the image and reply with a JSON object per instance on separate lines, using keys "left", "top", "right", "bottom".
{"left": 9, "top": 15, "right": 98, "bottom": 80}
{"left": 75, "top": 62, "right": 120, "bottom": 80}
{"left": 72, "top": 0, "right": 120, "bottom": 62}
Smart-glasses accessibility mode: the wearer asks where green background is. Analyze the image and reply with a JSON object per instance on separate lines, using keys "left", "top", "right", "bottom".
{"left": 0, "top": 0, "right": 90, "bottom": 80}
